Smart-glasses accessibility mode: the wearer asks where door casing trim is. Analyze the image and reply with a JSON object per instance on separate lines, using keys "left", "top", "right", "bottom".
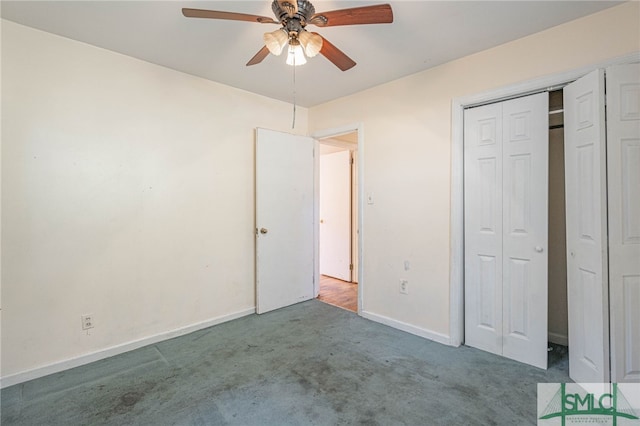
{"left": 312, "top": 123, "right": 365, "bottom": 314}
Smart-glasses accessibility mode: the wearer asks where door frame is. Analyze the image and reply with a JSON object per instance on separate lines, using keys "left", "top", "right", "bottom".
{"left": 449, "top": 52, "right": 640, "bottom": 347}
{"left": 312, "top": 123, "right": 364, "bottom": 314}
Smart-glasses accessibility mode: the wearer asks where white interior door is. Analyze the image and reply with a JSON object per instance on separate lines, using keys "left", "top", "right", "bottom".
{"left": 255, "top": 128, "right": 315, "bottom": 314}
{"left": 464, "top": 93, "right": 548, "bottom": 369}
{"left": 464, "top": 102, "right": 504, "bottom": 357}
{"left": 319, "top": 149, "right": 351, "bottom": 281}
{"left": 606, "top": 63, "right": 640, "bottom": 383}
{"left": 563, "top": 69, "right": 610, "bottom": 383}
{"left": 501, "top": 93, "right": 548, "bottom": 369}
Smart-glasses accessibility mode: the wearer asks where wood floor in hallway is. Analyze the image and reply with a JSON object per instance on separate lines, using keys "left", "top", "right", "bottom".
{"left": 317, "top": 275, "right": 357, "bottom": 312}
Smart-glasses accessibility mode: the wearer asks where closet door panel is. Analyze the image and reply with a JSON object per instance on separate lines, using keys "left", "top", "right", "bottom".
{"left": 501, "top": 93, "right": 549, "bottom": 369}
{"left": 607, "top": 63, "right": 640, "bottom": 383}
{"left": 464, "top": 103, "right": 503, "bottom": 356}
{"left": 564, "top": 69, "right": 609, "bottom": 383}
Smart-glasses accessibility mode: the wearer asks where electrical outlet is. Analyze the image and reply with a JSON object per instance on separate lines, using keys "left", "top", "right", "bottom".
{"left": 399, "top": 280, "right": 409, "bottom": 295}
{"left": 81, "top": 314, "right": 94, "bottom": 330}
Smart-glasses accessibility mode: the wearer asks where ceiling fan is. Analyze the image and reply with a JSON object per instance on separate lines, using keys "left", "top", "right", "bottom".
{"left": 182, "top": 1, "right": 393, "bottom": 71}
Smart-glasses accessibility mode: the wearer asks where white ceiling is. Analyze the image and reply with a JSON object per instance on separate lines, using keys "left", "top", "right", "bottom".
{"left": 1, "top": 1, "right": 622, "bottom": 107}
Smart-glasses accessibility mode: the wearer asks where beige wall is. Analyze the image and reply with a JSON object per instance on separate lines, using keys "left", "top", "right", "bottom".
{"left": 309, "top": 2, "right": 640, "bottom": 338}
{"left": 1, "top": 20, "right": 308, "bottom": 379}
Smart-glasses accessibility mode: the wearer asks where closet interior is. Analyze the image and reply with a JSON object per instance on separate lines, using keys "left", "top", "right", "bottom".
{"left": 547, "top": 89, "right": 569, "bottom": 360}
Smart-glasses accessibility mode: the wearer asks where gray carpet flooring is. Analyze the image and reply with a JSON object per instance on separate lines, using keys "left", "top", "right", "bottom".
{"left": 1, "top": 300, "right": 569, "bottom": 425}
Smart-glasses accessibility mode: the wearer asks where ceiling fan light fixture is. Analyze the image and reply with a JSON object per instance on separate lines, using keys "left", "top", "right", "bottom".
{"left": 182, "top": 1, "right": 393, "bottom": 71}
{"left": 298, "top": 31, "right": 323, "bottom": 58}
{"left": 263, "top": 28, "right": 289, "bottom": 56}
{"left": 286, "top": 41, "right": 307, "bottom": 66}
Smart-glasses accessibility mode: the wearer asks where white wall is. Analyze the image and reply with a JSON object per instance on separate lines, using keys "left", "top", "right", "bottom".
{"left": 1, "top": 20, "right": 308, "bottom": 381}
{"left": 309, "top": 2, "right": 640, "bottom": 341}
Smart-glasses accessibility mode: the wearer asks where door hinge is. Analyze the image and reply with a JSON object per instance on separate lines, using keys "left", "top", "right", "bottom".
{"left": 349, "top": 264, "right": 354, "bottom": 271}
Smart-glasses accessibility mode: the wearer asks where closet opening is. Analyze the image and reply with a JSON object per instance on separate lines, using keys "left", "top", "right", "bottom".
{"left": 458, "top": 62, "right": 639, "bottom": 382}
{"left": 547, "top": 89, "right": 569, "bottom": 369}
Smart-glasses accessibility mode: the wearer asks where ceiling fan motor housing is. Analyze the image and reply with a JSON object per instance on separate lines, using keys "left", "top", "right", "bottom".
{"left": 272, "top": 0, "right": 315, "bottom": 25}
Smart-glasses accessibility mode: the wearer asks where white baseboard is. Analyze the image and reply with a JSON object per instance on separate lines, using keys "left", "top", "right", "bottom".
{"left": 0, "top": 307, "right": 255, "bottom": 389}
{"left": 360, "top": 310, "right": 452, "bottom": 346}
{"left": 548, "top": 332, "right": 568, "bottom": 347}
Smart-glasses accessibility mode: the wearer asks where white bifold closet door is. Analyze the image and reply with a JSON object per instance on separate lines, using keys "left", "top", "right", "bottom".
{"left": 464, "top": 92, "right": 549, "bottom": 369}
{"left": 606, "top": 63, "right": 640, "bottom": 383}
{"left": 563, "top": 70, "right": 610, "bottom": 383}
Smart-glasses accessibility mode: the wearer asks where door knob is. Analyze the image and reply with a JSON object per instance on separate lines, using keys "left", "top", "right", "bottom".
{"left": 535, "top": 246, "right": 543, "bottom": 253}
{"left": 260, "top": 228, "right": 268, "bottom": 234}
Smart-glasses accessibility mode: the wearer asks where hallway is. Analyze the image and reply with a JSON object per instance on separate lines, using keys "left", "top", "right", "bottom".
{"left": 317, "top": 275, "right": 357, "bottom": 312}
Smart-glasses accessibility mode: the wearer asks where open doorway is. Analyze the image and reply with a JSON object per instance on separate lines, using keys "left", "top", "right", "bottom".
{"left": 317, "top": 131, "right": 359, "bottom": 312}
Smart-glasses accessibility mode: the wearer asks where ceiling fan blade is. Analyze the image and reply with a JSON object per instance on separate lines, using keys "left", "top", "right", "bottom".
{"left": 182, "top": 8, "right": 278, "bottom": 24}
{"left": 315, "top": 34, "right": 356, "bottom": 71}
{"left": 310, "top": 4, "right": 393, "bottom": 27}
{"left": 246, "top": 46, "right": 271, "bottom": 66}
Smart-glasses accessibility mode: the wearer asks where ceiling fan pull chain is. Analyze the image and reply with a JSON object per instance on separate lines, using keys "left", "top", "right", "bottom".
{"left": 292, "top": 57, "right": 297, "bottom": 129}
